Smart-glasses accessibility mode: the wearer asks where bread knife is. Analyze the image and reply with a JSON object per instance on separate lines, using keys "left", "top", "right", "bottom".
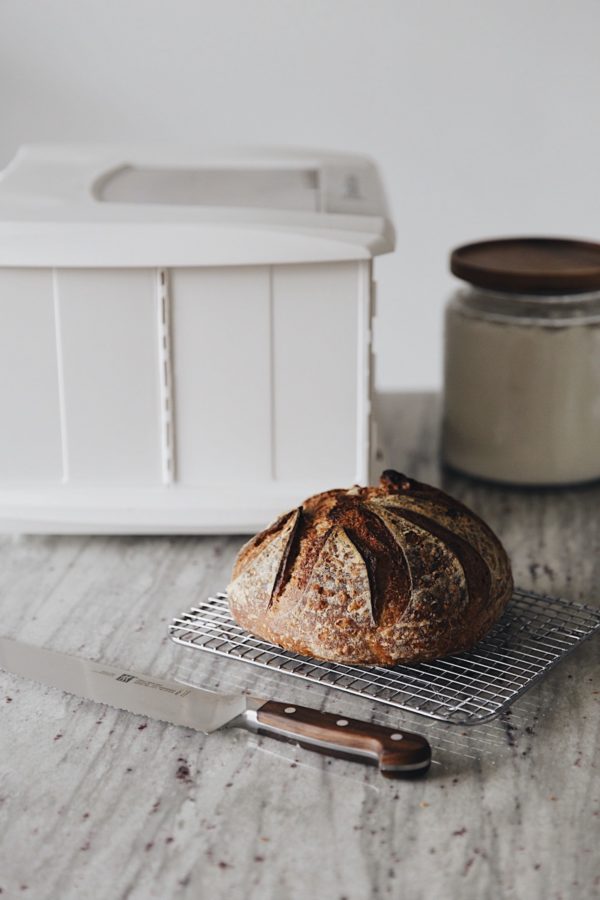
{"left": 0, "top": 637, "right": 431, "bottom": 778}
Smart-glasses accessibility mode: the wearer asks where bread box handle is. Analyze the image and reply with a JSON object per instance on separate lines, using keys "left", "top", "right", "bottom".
{"left": 253, "top": 701, "right": 431, "bottom": 778}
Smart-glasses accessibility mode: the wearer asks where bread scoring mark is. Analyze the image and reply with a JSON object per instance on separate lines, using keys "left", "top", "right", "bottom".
{"left": 365, "top": 504, "right": 414, "bottom": 601}
{"left": 342, "top": 529, "right": 378, "bottom": 625}
{"left": 379, "top": 503, "right": 491, "bottom": 607}
{"left": 234, "top": 507, "right": 299, "bottom": 578}
{"left": 268, "top": 507, "right": 303, "bottom": 609}
{"left": 304, "top": 526, "right": 373, "bottom": 627}
{"left": 227, "top": 512, "right": 303, "bottom": 620}
{"left": 335, "top": 503, "right": 411, "bottom": 626}
{"left": 371, "top": 505, "right": 469, "bottom": 631}
{"left": 263, "top": 490, "right": 414, "bottom": 626}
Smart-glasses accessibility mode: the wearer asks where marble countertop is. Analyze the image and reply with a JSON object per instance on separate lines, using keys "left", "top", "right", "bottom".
{"left": 0, "top": 393, "right": 598, "bottom": 900}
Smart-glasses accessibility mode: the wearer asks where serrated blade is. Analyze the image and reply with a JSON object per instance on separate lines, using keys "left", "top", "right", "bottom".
{"left": 0, "top": 638, "right": 254, "bottom": 733}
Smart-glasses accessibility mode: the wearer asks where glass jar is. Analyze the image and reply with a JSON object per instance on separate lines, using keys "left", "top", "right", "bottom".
{"left": 442, "top": 238, "right": 600, "bottom": 485}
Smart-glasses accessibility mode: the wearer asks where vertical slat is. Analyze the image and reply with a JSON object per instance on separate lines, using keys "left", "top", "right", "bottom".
{"left": 56, "top": 269, "right": 162, "bottom": 484}
{"left": 0, "top": 269, "right": 62, "bottom": 483}
{"left": 268, "top": 266, "right": 276, "bottom": 481}
{"left": 272, "top": 262, "right": 359, "bottom": 484}
{"left": 355, "top": 260, "right": 373, "bottom": 485}
{"left": 156, "top": 269, "right": 175, "bottom": 485}
{"left": 171, "top": 266, "right": 271, "bottom": 484}
{"left": 53, "top": 269, "right": 70, "bottom": 482}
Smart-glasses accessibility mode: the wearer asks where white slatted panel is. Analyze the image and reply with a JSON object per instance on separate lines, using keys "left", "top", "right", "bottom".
{"left": 272, "top": 262, "right": 359, "bottom": 483}
{"left": 171, "top": 267, "right": 271, "bottom": 484}
{"left": 56, "top": 269, "right": 162, "bottom": 484}
{"left": 0, "top": 269, "right": 62, "bottom": 483}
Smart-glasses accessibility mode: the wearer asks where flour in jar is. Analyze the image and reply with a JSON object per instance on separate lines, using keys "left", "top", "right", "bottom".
{"left": 443, "top": 302, "right": 600, "bottom": 485}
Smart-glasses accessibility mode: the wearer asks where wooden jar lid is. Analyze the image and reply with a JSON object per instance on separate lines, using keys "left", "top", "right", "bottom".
{"left": 450, "top": 237, "right": 600, "bottom": 294}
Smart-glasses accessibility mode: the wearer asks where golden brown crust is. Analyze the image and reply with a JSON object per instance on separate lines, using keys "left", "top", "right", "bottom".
{"left": 227, "top": 471, "right": 514, "bottom": 665}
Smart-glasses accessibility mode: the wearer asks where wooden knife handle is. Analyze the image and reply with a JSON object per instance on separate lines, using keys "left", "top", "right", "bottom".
{"left": 254, "top": 700, "right": 431, "bottom": 777}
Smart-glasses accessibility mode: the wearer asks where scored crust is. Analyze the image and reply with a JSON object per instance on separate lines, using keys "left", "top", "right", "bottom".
{"left": 227, "top": 470, "right": 514, "bottom": 665}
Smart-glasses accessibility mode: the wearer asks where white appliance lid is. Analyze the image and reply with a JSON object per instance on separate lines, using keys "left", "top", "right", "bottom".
{"left": 0, "top": 145, "right": 395, "bottom": 267}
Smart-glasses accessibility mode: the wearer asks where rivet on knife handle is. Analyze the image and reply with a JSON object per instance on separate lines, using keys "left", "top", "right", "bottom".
{"left": 250, "top": 700, "right": 431, "bottom": 777}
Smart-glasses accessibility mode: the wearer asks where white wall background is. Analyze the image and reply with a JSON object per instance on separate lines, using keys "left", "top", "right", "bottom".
{"left": 2, "top": 0, "right": 599, "bottom": 390}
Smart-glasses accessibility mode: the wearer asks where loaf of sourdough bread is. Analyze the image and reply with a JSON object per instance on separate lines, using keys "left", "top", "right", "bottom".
{"left": 227, "top": 470, "right": 513, "bottom": 665}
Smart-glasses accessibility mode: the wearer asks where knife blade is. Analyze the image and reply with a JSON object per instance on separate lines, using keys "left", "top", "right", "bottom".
{"left": 0, "top": 638, "right": 431, "bottom": 777}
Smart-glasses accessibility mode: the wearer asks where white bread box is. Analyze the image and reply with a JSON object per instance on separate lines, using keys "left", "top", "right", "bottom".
{"left": 0, "top": 145, "right": 394, "bottom": 533}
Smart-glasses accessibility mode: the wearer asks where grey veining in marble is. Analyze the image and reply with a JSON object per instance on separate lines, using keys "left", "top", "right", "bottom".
{"left": 0, "top": 393, "right": 599, "bottom": 900}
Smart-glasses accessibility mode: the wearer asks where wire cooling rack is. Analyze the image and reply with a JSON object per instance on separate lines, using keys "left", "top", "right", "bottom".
{"left": 169, "top": 588, "right": 600, "bottom": 725}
